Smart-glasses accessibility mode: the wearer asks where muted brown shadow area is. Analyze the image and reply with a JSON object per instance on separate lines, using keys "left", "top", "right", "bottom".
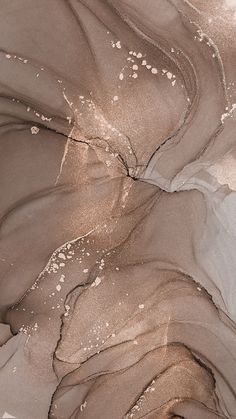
{"left": 0, "top": 1, "right": 236, "bottom": 418}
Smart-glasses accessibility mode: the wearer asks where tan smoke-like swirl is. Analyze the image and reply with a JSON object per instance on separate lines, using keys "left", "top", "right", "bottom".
{"left": 0, "top": 1, "right": 236, "bottom": 418}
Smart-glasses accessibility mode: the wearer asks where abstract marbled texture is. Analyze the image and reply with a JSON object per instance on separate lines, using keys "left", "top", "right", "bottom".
{"left": 0, "top": 1, "right": 236, "bottom": 418}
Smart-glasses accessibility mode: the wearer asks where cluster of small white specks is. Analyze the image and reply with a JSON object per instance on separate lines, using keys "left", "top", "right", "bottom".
{"left": 46, "top": 246, "right": 74, "bottom": 274}
{"left": 125, "top": 380, "right": 155, "bottom": 418}
{"left": 194, "top": 29, "right": 204, "bottom": 43}
{"left": 33, "top": 322, "right": 39, "bottom": 331}
{"left": 5, "top": 53, "right": 28, "bottom": 64}
{"left": 194, "top": 29, "right": 218, "bottom": 59}
{"left": 64, "top": 304, "right": 71, "bottom": 317}
{"left": 59, "top": 274, "right": 65, "bottom": 282}
{"left": 19, "top": 325, "right": 30, "bottom": 335}
{"left": 99, "top": 258, "right": 105, "bottom": 270}
{"left": 44, "top": 114, "right": 53, "bottom": 122}
{"left": 72, "top": 94, "right": 96, "bottom": 116}
{"left": 128, "top": 51, "right": 160, "bottom": 78}
{"left": 144, "top": 381, "right": 156, "bottom": 394}
{"left": 51, "top": 263, "right": 60, "bottom": 273}
{"left": 29, "top": 234, "right": 97, "bottom": 305}
{"left": 111, "top": 40, "right": 122, "bottom": 49}
{"left": 80, "top": 318, "right": 117, "bottom": 353}
{"left": 31, "top": 126, "right": 40, "bottom": 135}
{"left": 32, "top": 108, "right": 52, "bottom": 123}
{"left": 221, "top": 103, "right": 236, "bottom": 123}
{"left": 161, "top": 68, "right": 176, "bottom": 86}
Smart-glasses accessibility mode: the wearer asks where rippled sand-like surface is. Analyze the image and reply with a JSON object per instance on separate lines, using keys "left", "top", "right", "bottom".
{"left": 1, "top": 1, "right": 236, "bottom": 418}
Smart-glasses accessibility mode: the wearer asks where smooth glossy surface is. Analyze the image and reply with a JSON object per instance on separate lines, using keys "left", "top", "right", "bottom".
{"left": 0, "top": 1, "right": 236, "bottom": 418}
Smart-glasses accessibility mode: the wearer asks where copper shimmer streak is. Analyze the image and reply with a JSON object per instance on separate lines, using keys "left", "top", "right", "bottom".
{"left": 0, "top": 1, "right": 236, "bottom": 418}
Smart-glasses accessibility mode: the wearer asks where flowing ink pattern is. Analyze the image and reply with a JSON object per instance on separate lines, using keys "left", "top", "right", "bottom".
{"left": 0, "top": 1, "right": 236, "bottom": 418}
